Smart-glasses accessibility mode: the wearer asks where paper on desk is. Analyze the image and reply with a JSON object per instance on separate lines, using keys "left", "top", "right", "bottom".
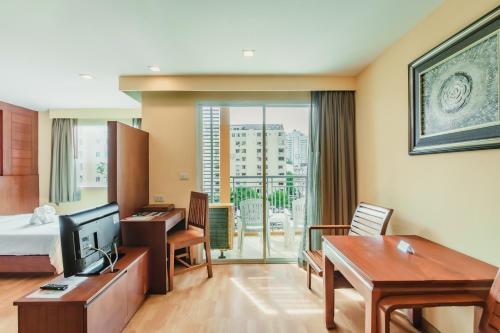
{"left": 26, "top": 276, "right": 88, "bottom": 299}
{"left": 122, "top": 215, "right": 155, "bottom": 221}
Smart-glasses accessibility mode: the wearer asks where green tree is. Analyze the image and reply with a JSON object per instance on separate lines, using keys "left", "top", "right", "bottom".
{"left": 96, "top": 162, "right": 107, "bottom": 176}
{"left": 230, "top": 187, "right": 261, "bottom": 209}
{"left": 267, "top": 189, "right": 291, "bottom": 209}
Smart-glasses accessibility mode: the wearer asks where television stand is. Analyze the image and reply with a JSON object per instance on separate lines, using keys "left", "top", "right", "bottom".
{"left": 14, "top": 247, "right": 149, "bottom": 333}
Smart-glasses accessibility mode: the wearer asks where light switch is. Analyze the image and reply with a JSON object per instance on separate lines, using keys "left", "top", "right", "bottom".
{"left": 179, "top": 172, "right": 189, "bottom": 181}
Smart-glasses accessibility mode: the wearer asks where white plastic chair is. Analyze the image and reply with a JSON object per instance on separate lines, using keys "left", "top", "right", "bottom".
{"left": 288, "top": 197, "right": 306, "bottom": 247}
{"left": 238, "top": 199, "right": 271, "bottom": 255}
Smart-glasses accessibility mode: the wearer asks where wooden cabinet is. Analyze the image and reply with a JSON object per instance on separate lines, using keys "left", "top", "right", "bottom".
{"left": 87, "top": 274, "right": 128, "bottom": 333}
{"left": 15, "top": 247, "right": 150, "bottom": 333}
{"left": 126, "top": 249, "right": 150, "bottom": 322}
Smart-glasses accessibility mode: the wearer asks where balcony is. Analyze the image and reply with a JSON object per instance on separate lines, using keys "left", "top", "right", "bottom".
{"left": 213, "top": 175, "right": 306, "bottom": 260}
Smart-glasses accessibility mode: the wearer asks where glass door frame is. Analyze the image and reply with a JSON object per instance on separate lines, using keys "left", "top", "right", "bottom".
{"left": 196, "top": 100, "right": 310, "bottom": 264}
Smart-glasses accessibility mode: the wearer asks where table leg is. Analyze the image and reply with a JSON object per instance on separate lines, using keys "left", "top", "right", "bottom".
{"left": 323, "top": 253, "right": 336, "bottom": 329}
{"left": 365, "top": 290, "right": 382, "bottom": 333}
{"left": 410, "top": 308, "right": 423, "bottom": 329}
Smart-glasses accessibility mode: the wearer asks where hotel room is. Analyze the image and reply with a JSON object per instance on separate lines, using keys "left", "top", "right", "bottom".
{"left": 0, "top": 1, "right": 499, "bottom": 332}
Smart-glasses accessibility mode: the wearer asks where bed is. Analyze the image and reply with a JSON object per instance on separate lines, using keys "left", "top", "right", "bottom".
{"left": 0, "top": 214, "right": 62, "bottom": 275}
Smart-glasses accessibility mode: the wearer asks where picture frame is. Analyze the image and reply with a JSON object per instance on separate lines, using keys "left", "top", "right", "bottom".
{"left": 408, "top": 6, "right": 500, "bottom": 155}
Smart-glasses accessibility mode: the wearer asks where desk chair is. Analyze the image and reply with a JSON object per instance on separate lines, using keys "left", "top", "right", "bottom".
{"left": 303, "top": 202, "right": 393, "bottom": 290}
{"left": 378, "top": 269, "right": 500, "bottom": 333}
{"left": 167, "top": 191, "right": 213, "bottom": 291}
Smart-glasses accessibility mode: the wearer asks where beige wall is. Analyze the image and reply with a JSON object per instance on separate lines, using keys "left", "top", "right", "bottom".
{"left": 141, "top": 91, "right": 311, "bottom": 210}
{"left": 355, "top": 1, "right": 500, "bottom": 332}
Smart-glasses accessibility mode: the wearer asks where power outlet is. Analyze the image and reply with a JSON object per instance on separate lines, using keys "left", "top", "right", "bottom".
{"left": 179, "top": 172, "right": 189, "bottom": 181}
{"left": 153, "top": 195, "right": 165, "bottom": 203}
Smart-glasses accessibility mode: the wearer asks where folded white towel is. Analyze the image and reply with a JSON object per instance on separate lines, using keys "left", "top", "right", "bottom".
{"left": 29, "top": 205, "right": 57, "bottom": 225}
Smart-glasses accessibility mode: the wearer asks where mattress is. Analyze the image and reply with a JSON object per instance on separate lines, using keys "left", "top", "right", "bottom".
{"left": 0, "top": 214, "right": 63, "bottom": 273}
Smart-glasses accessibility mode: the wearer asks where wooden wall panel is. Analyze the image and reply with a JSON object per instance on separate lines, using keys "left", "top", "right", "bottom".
{"left": 0, "top": 101, "right": 38, "bottom": 176}
{"left": 0, "top": 109, "right": 3, "bottom": 175}
{"left": 108, "top": 122, "right": 149, "bottom": 218}
{"left": 0, "top": 175, "right": 39, "bottom": 214}
{"left": 0, "top": 101, "right": 39, "bottom": 214}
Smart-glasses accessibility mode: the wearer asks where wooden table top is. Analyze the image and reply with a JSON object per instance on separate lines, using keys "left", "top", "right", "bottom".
{"left": 323, "top": 235, "right": 497, "bottom": 287}
{"left": 14, "top": 247, "right": 149, "bottom": 305}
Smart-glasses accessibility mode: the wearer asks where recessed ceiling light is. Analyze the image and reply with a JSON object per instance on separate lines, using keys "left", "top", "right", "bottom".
{"left": 79, "top": 74, "right": 94, "bottom": 80}
{"left": 242, "top": 49, "right": 255, "bottom": 57}
{"left": 148, "top": 65, "right": 161, "bottom": 72}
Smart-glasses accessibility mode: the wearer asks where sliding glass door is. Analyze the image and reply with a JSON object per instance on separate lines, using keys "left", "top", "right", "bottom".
{"left": 199, "top": 103, "right": 309, "bottom": 263}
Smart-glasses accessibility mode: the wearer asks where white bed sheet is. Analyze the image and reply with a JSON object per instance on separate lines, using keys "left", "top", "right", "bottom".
{"left": 0, "top": 214, "right": 63, "bottom": 273}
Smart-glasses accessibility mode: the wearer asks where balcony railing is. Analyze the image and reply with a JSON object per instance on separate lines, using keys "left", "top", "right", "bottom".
{"left": 230, "top": 175, "right": 306, "bottom": 231}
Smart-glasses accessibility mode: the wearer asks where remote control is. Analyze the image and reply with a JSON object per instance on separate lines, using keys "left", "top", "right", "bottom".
{"left": 40, "top": 283, "right": 68, "bottom": 291}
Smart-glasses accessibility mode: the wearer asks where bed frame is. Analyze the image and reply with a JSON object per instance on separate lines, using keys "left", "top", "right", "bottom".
{"left": 0, "top": 102, "right": 57, "bottom": 275}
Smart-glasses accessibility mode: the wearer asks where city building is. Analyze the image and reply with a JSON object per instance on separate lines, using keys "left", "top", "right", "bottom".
{"left": 230, "top": 124, "right": 286, "bottom": 185}
{"left": 286, "top": 129, "right": 308, "bottom": 174}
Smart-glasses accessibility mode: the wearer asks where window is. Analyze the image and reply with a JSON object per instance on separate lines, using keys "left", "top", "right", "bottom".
{"left": 77, "top": 121, "right": 108, "bottom": 187}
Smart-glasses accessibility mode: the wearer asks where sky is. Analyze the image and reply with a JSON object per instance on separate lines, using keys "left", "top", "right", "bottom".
{"left": 229, "top": 106, "right": 309, "bottom": 135}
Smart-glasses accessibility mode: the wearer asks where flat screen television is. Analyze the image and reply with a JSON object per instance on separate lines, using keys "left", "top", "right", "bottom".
{"left": 59, "top": 202, "right": 121, "bottom": 277}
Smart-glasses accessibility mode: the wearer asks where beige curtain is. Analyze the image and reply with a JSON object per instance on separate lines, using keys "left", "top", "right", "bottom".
{"left": 318, "top": 91, "right": 357, "bottom": 228}
{"left": 299, "top": 91, "right": 357, "bottom": 260}
{"left": 49, "top": 119, "right": 81, "bottom": 204}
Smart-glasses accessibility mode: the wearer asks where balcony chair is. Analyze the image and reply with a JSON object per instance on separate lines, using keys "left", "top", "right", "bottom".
{"left": 286, "top": 197, "right": 305, "bottom": 247}
{"left": 378, "top": 269, "right": 500, "bottom": 333}
{"left": 303, "top": 202, "right": 393, "bottom": 290}
{"left": 167, "top": 191, "right": 213, "bottom": 291}
{"left": 238, "top": 198, "right": 271, "bottom": 255}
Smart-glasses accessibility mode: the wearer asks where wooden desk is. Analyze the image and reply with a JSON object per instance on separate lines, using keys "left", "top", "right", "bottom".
{"left": 322, "top": 235, "right": 498, "bottom": 333}
{"left": 121, "top": 208, "right": 186, "bottom": 294}
{"left": 14, "top": 247, "right": 149, "bottom": 333}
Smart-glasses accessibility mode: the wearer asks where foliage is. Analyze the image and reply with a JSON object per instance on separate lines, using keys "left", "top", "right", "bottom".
{"left": 230, "top": 187, "right": 261, "bottom": 209}
{"left": 96, "top": 162, "right": 107, "bottom": 176}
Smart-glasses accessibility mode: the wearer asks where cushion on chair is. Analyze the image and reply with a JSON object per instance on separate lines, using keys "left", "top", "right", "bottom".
{"left": 168, "top": 228, "right": 205, "bottom": 249}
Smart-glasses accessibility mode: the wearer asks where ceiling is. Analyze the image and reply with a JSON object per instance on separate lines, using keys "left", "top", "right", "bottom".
{"left": 0, "top": 0, "right": 442, "bottom": 111}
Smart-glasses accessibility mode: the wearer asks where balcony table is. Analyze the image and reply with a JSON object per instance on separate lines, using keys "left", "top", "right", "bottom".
{"left": 322, "top": 235, "right": 497, "bottom": 333}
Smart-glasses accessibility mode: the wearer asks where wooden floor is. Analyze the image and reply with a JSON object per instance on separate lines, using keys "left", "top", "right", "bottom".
{"left": 1, "top": 265, "right": 422, "bottom": 333}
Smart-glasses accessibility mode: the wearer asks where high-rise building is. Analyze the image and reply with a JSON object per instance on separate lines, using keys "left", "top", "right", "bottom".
{"left": 286, "top": 129, "right": 308, "bottom": 170}
{"left": 230, "top": 124, "right": 286, "bottom": 184}
{"left": 201, "top": 106, "right": 221, "bottom": 202}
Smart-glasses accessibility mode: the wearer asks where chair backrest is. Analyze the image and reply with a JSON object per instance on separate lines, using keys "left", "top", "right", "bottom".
{"left": 480, "top": 270, "right": 500, "bottom": 333}
{"left": 188, "top": 191, "right": 209, "bottom": 232}
{"left": 348, "top": 202, "right": 393, "bottom": 236}
{"left": 292, "top": 197, "right": 306, "bottom": 229}
{"left": 240, "top": 198, "right": 263, "bottom": 229}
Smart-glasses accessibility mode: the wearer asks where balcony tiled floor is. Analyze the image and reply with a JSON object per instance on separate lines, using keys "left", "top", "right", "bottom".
{"left": 211, "top": 232, "right": 302, "bottom": 261}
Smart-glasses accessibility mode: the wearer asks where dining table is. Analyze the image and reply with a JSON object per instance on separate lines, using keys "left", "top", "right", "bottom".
{"left": 322, "top": 235, "right": 498, "bottom": 333}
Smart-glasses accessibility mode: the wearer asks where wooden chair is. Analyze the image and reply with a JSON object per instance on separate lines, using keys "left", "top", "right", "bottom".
{"left": 167, "top": 191, "right": 213, "bottom": 291}
{"left": 303, "top": 202, "right": 393, "bottom": 290}
{"left": 378, "top": 269, "right": 500, "bottom": 333}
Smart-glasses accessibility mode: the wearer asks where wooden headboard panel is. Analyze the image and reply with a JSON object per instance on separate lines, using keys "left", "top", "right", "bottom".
{"left": 107, "top": 122, "right": 149, "bottom": 218}
{"left": 0, "top": 101, "right": 39, "bottom": 214}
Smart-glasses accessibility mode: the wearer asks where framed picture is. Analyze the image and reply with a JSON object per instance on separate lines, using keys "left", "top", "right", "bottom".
{"left": 409, "top": 6, "right": 500, "bottom": 155}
